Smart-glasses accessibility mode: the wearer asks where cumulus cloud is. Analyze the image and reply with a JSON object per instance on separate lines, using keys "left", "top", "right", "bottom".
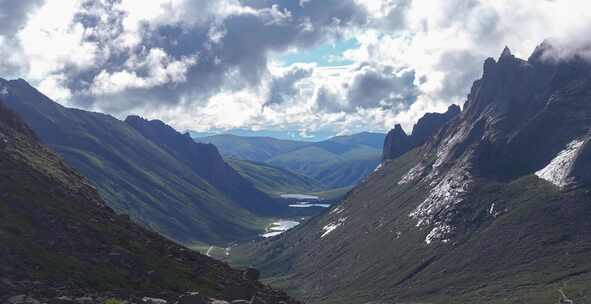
{"left": 0, "top": 0, "right": 45, "bottom": 76}
{"left": 2, "top": 0, "right": 591, "bottom": 137}
{"left": 265, "top": 63, "right": 314, "bottom": 107}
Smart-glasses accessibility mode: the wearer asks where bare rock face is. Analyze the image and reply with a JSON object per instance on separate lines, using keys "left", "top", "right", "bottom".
{"left": 382, "top": 104, "right": 461, "bottom": 160}
{"left": 382, "top": 124, "right": 412, "bottom": 160}
{"left": 428, "top": 42, "right": 591, "bottom": 185}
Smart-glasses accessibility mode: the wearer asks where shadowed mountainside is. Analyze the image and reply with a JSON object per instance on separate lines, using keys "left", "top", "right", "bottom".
{"left": 0, "top": 100, "right": 298, "bottom": 303}
{"left": 0, "top": 78, "right": 278, "bottom": 246}
{"left": 235, "top": 43, "right": 591, "bottom": 304}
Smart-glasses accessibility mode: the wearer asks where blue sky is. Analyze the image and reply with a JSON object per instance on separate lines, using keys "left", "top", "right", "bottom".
{"left": 278, "top": 38, "right": 358, "bottom": 67}
{"left": 2, "top": 0, "right": 589, "bottom": 141}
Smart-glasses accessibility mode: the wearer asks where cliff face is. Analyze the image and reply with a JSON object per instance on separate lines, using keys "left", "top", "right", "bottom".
{"left": 240, "top": 43, "right": 591, "bottom": 304}
{"left": 382, "top": 104, "right": 460, "bottom": 160}
{"left": 0, "top": 101, "right": 298, "bottom": 303}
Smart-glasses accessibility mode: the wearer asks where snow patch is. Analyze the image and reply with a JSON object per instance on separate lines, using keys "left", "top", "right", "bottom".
{"left": 321, "top": 217, "right": 347, "bottom": 238}
{"left": 373, "top": 162, "right": 383, "bottom": 173}
{"left": 535, "top": 138, "right": 586, "bottom": 188}
{"left": 0, "top": 86, "right": 8, "bottom": 97}
{"left": 329, "top": 206, "right": 344, "bottom": 215}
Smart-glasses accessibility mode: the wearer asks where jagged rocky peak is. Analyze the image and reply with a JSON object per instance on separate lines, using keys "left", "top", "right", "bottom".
{"left": 437, "top": 42, "right": 591, "bottom": 181}
{"left": 499, "top": 45, "right": 513, "bottom": 59}
{"left": 382, "top": 105, "right": 461, "bottom": 160}
{"left": 404, "top": 42, "right": 591, "bottom": 243}
{"left": 382, "top": 124, "right": 411, "bottom": 160}
{"left": 411, "top": 104, "right": 461, "bottom": 146}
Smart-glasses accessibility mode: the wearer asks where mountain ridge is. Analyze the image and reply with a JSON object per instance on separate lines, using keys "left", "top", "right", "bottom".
{"left": 0, "top": 99, "right": 298, "bottom": 303}
{"left": 0, "top": 78, "right": 272, "bottom": 245}
{"left": 235, "top": 42, "right": 591, "bottom": 304}
{"left": 197, "top": 132, "right": 386, "bottom": 188}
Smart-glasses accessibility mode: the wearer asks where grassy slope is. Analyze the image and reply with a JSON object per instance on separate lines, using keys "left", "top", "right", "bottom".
{"left": 267, "top": 144, "right": 381, "bottom": 188}
{"left": 2, "top": 79, "right": 266, "bottom": 246}
{"left": 236, "top": 148, "right": 591, "bottom": 304}
{"left": 199, "top": 133, "right": 385, "bottom": 189}
{"left": 226, "top": 158, "right": 325, "bottom": 195}
{"left": 197, "top": 134, "right": 308, "bottom": 162}
{"left": 0, "top": 103, "right": 296, "bottom": 303}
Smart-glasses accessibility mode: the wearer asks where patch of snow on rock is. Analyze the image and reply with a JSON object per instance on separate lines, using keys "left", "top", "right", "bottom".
{"left": 535, "top": 138, "right": 586, "bottom": 188}
{"left": 321, "top": 217, "right": 347, "bottom": 238}
{"left": 0, "top": 86, "right": 8, "bottom": 97}
{"left": 329, "top": 206, "right": 344, "bottom": 215}
{"left": 373, "top": 162, "right": 383, "bottom": 173}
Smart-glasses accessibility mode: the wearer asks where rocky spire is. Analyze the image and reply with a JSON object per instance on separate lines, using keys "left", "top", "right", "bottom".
{"left": 499, "top": 46, "right": 513, "bottom": 60}
{"left": 383, "top": 124, "right": 412, "bottom": 160}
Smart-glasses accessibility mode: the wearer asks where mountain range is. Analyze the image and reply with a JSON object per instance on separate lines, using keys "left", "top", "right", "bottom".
{"left": 195, "top": 132, "right": 386, "bottom": 189}
{"left": 0, "top": 78, "right": 282, "bottom": 246}
{"left": 0, "top": 100, "right": 298, "bottom": 303}
{"left": 234, "top": 43, "right": 591, "bottom": 303}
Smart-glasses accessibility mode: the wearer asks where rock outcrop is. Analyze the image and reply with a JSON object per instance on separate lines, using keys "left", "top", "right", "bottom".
{"left": 382, "top": 104, "right": 460, "bottom": 160}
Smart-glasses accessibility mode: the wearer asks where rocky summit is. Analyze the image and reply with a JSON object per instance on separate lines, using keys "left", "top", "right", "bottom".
{"left": 382, "top": 104, "right": 461, "bottom": 161}
{"left": 0, "top": 100, "right": 298, "bottom": 304}
{"left": 237, "top": 42, "right": 591, "bottom": 304}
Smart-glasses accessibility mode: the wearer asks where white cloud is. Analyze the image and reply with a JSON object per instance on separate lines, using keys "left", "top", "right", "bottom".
{"left": 3, "top": 0, "right": 591, "bottom": 137}
{"left": 89, "top": 48, "right": 197, "bottom": 95}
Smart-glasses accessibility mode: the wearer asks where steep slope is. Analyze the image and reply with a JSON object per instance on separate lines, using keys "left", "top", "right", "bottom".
{"left": 124, "top": 116, "right": 279, "bottom": 215}
{"left": 200, "top": 132, "right": 385, "bottom": 189}
{"left": 237, "top": 43, "right": 591, "bottom": 304}
{"left": 226, "top": 158, "right": 325, "bottom": 195}
{"left": 0, "top": 101, "right": 297, "bottom": 303}
{"left": 0, "top": 78, "right": 267, "bottom": 246}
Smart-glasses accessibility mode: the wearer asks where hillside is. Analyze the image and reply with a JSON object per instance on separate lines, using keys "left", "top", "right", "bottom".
{"left": 0, "top": 100, "right": 297, "bottom": 303}
{"left": 0, "top": 78, "right": 276, "bottom": 246}
{"left": 198, "top": 132, "right": 386, "bottom": 188}
{"left": 196, "top": 134, "right": 308, "bottom": 162}
{"left": 226, "top": 158, "right": 325, "bottom": 196}
{"left": 235, "top": 43, "right": 591, "bottom": 303}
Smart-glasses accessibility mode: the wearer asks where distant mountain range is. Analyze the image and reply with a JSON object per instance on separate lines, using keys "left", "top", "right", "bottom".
{"left": 236, "top": 43, "right": 591, "bottom": 303}
{"left": 188, "top": 128, "right": 337, "bottom": 142}
{"left": 0, "top": 100, "right": 298, "bottom": 303}
{"left": 0, "top": 78, "right": 283, "bottom": 246}
{"left": 195, "top": 132, "right": 386, "bottom": 189}
{"left": 227, "top": 158, "right": 325, "bottom": 195}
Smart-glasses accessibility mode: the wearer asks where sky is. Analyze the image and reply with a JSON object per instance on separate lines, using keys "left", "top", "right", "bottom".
{"left": 1, "top": 0, "right": 591, "bottom": 140}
